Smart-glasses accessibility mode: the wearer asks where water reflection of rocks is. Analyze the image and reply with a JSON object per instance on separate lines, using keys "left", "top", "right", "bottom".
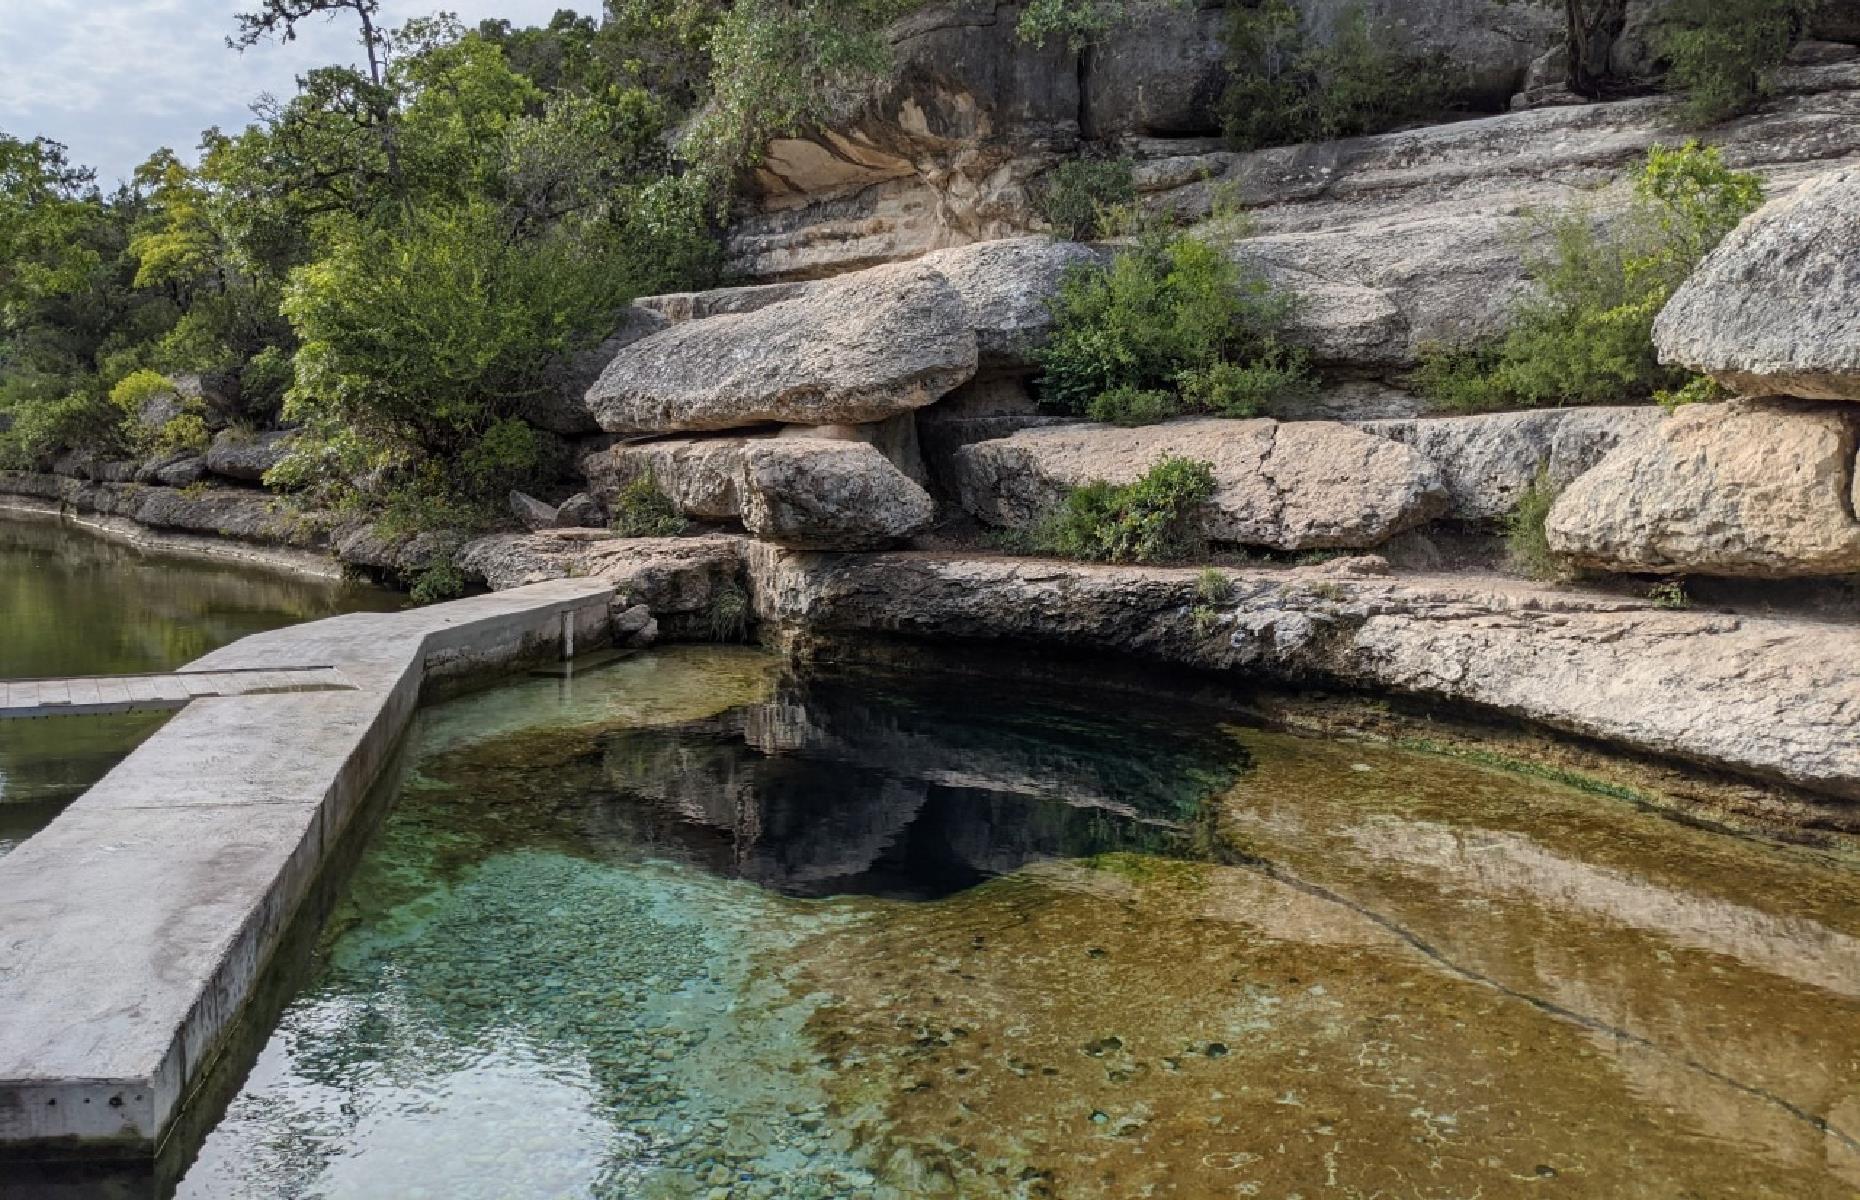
{"left": 592, "top": 667, "right": 1253, "bottom": 899}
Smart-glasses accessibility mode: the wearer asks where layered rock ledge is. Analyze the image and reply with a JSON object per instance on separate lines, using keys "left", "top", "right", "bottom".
{"left": 746, "top": 548, "right": 1860, "bottom": 805}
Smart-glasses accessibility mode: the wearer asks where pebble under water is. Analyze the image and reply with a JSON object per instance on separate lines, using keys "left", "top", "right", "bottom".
{"left": 165, "top": 646, "right": 1860, "bottom": 1199}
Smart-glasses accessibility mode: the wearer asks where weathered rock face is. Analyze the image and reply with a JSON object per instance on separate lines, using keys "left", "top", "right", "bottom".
{"left": 1545, "top": 400, "right": 1860, "bottom": 577}
{"left": 0, "top": 472, "right": 315, "bottom": 548}
{"left": 582, "top": 436, "right": 751, "bottom": 522}
{"left": 738, "top": 439, "right": 938, "bottom": 550}
{"left": 747, "top": 545, "right": 1860, "bottom": 802}
{"left": 509, "top": 489, "right": 560, "bottom": 532}
{"left": 585, "top": 263, "right": 979, "bottom": 434}
{"left": 1653, "top": 167, "right": 1860, "bottom": 401}
{"left": 1082, "top": 2, "right": 1232, "bottom": 138}
{"left": 917, "top": 237, "right": 1100, "bottom": 373}
{"left": 732, "top": 43, "right": 1860, "bottom": 381}
{"left": 730, "top": 2, "right": 1080, "bottom": 281}
{"left": 951, "top": 417, "right": 1447, "bottom": 550}
{"left": 203, "top": 428, "right": 294, "bottom": 483}
{"left": 1358, "top": 407, "right": 1665, "bottom": 522}
{"left": 134, "top": 453, "right": 205, "bottom": 488}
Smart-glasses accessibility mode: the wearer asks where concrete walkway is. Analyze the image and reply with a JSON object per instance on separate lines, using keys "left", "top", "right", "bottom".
{"left": 0, "top": 578, "right": 616, "bottom": 1159}
{"left": 0, "top": 668, "right": 352, "bottom": 719}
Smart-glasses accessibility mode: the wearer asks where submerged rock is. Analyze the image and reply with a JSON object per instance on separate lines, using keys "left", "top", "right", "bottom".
{"left": 1654, "top": 166, "right": 1860, "bottom": 401}
{"left": 1545, "top": 400, "right": 1860, "bottom": 577}
{"left": 951, "top": 417, "right": 1448, "bottom": 551}
{"left": 1357, "top": 407, "right": 1664, "bottom": 522}
{"left": 585, "top": 262, "right": 978, "bottom": 434}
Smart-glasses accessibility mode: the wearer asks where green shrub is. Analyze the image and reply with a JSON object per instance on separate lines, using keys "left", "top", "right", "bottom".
{"left": 1647, "top": 580, "right": 1691, "bottom": 609}
{"left": 152, "top": 411, "right": 211, "bottom": 456}
{"left": 1034, "top": 456, "right": 1216, "bottom": 564}
{"left": 1195, "top": 567, "right": 1234, "bottom": 604}
{"left": 1221, "top": 1, "right": 1459, "bottom": 151}
{"left": 708, "top": 581, "right": 750, "bottom": 642}
{"left": 1088, "top": 386, "right": 1180, "bottom": 427}
{"left": 610, "top": 474, "right": 686, "bottom": 537}
{"left": 1504, "top": 468, "right": 1566, "bottom": 581}
{"left": 1414, "top": 142, "right": 1763, "bottom": 411}
{"left": 1658, "top": 0, "right": 1817, "bottom": 124}
{"left": 1016, "top": 0, "right": 1186, "bottom": 47}
{"left": 1037, "top": 228, "right": 1309, "bottom": 423}
{"left": 1035, "top": 158, "right": 1137, "bottom": 241}
{"left": 410, "top": 557, "right": 467, "bottom": 605}
{"left": 108, "top": 369, "right": 177, "bottom": 421}
{"left": 0, "top": 387, "right": 124, "bottom": 468}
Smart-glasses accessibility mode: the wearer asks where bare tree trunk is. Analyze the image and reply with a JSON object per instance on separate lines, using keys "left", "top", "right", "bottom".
{"left": 1565, "top": 0, "right": 1628, "bottom": 97}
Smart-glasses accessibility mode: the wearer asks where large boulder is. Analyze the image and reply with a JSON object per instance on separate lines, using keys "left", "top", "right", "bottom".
{"left": 1653, "top": 167, "right": 1860, "bottom": 402}
{"left": 738, "top": 439, "right": 937, "bottom": 550}
{"left": 585, "top": 263, "right": 979, "bottom": 434}
{"left": 918, "top": 237, "right": 1101, "bottom": 374}
{"left": 1358, "top": 407, "right": 1665, "bottom": 522}
{"left": 203, "top": 428, "right": 295, "bottom": 483}
{"left": 951, "top": 417, "right": 1448, "bottom": 550}
{"left": 1545, "top": 400, "right": 1860, "bottom": 577}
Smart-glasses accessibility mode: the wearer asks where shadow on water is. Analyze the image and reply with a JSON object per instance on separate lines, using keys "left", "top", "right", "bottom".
{"left": 421, "top": 659, "right": 1257, "bottom": 901}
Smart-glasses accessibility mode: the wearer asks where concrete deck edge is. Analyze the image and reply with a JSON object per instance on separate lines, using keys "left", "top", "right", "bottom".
{"left": 0, "top": 579, "right": 615, "bottom": 1158}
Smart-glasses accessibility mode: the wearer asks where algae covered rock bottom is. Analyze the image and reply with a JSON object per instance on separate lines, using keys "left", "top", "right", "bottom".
{"left": 177, "top": 647, "right": 1860, "bottom": 1199}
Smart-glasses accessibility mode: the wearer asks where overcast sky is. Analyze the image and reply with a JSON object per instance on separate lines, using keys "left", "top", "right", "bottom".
{"left": 0, "top": 0, "right": 578, "bottom": 187}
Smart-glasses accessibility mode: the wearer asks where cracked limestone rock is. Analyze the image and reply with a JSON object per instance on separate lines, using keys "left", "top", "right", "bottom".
{"left": 1545, "top": 399, "right": 1860, "bottom": 577}
{"left": 950, "top": 417, "right": 1448, "bottom": 550}
{"left": 738, "top": 438, "right": 937, "bottom": 551}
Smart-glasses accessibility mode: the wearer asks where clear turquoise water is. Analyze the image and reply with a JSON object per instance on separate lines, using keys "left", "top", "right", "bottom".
{"left": 160, "top": 646, "right": 1860, "bottom": 1199}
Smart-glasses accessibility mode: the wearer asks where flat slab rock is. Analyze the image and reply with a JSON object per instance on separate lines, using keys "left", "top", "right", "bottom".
{"left": 1547, "top": 399, "right": 1860, "bottom": 577}
{"left": 1654, "top": 166, "right": 1860, "bottom": 401}
{"left": 585, "top": 261, "right": 978, "bottom": 434}
{"left": 951, "top": 417, "right": 1448, "bottom": 551}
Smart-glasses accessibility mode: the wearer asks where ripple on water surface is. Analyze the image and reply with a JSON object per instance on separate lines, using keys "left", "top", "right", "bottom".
{"left": 175, "top": 646, "right": 1860, "bottom": 1199}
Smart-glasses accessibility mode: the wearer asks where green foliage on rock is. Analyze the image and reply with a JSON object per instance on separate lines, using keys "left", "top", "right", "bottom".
{"left": 1037, "top": 226, "right": 1310, "bottom": 424}
{"left": 1414, "top": 142, "right": 1763, "bottom": 412}
{"left": 1221, "top": 1, "right": 1460, "bottom": 151}
{"left": 1657, "top": 0, "right": 1819, "bottom": 124}
{"left": 1034, "top": 456, "right": 1217, "bottom": 564}
{"left": 609, "top": 474, "right": 687, "bottom": 538}
{"left": 1504, "top": 468, "right": 1566, "bottom": 581}
{"left": 1016, "top": 0, "right": 1187, "bottom": 48}
{"left": 1035, "top": 158, "right": 1137, "bottom": 242}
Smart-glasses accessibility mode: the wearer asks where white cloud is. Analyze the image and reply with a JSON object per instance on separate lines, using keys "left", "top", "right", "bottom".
{"left": 0, "top": 0, "right": 575, "bottom": 185}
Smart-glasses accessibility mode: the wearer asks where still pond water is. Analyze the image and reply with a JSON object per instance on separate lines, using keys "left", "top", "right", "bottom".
{"left": 153, "top": 646, "right": 1860, "bottom": 1199}
{"left": 0, "top": 516, "right": 398, "bottom": 853}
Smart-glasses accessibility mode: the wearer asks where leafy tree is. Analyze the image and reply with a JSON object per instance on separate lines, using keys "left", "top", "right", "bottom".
{"left": 1657, "top": 0, "right": 1819, "bottom": 123}
{"left": 1221, "top": 1, "right": 1460, "bottom": 150}
{"left": 1037, "top": 225, "right": 1310, "bottom": 423}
